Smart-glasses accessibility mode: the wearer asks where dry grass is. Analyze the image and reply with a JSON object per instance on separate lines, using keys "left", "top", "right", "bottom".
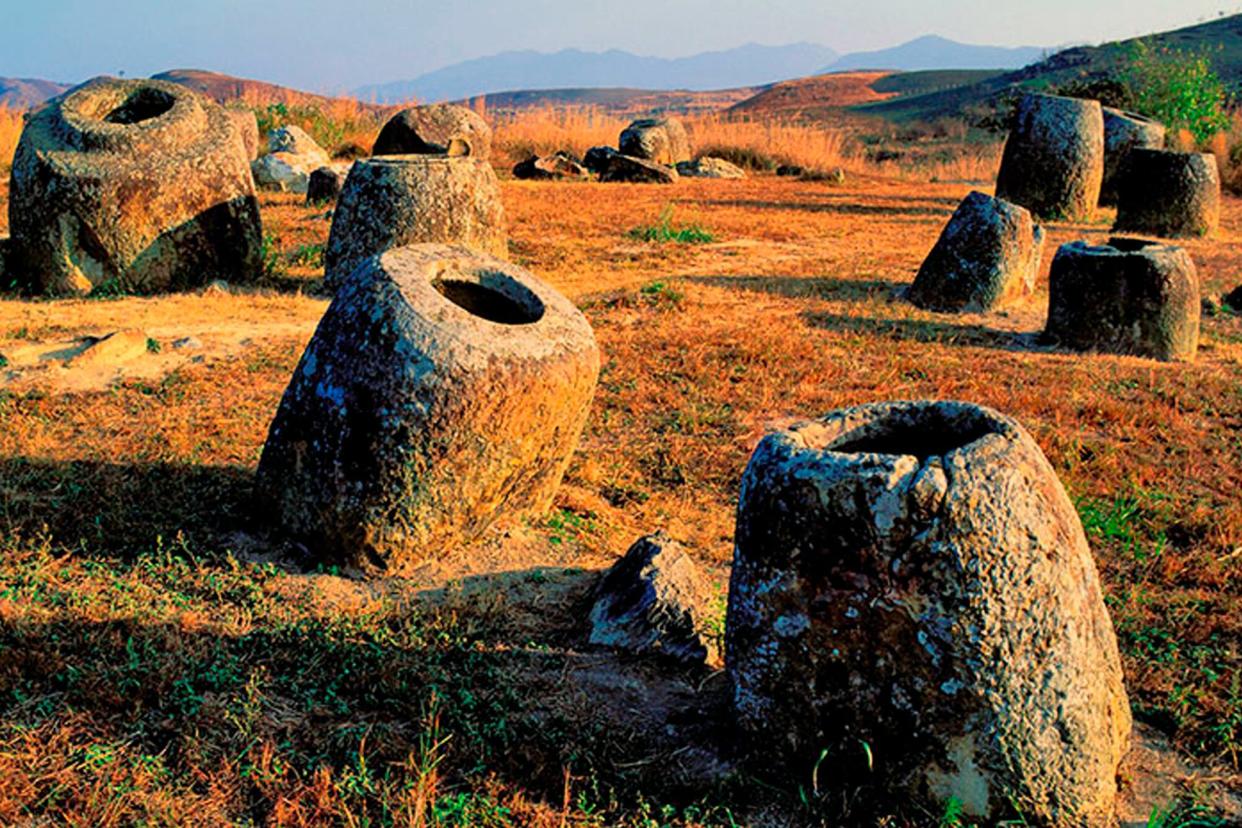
{"left": 0, "top": 105, "right": 22, "bottom": 173}
{"left": 0, "top": 168, "right": 1240, "bottom": 821}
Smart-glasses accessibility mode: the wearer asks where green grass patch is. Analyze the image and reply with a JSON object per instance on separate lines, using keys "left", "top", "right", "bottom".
{"left": 628, "top": 206, "right": 715, "bottom": 244}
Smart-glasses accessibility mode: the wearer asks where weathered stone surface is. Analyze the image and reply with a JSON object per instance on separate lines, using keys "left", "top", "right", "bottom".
{"left": 588, "top": 532, "right": 719, "bottom": 666}
{"left": 8, "top": 76, "right": 262, "bottom": 296}
{"left": 599, "top": 154, "right": 679, "bottom": 184}
{"left": 726, "top": 400, "right": 1131, "bottom": 826}
{"left": 257, "top": 244, "right": 600, "bottom": 573}
{"left": 676, "top": 157, "right": 746, "bottom": 179}
{"left": 227, "top": 108, "right": 260, "bottom": 161}
{"left": 372, "top": 104, "right": 492, "bottom": 160}
{"left": 583, "top": 145, "right": 618, "bottom": 174}
{"left": 619, "top": 117, "right": 692, "bottom": 166}
{"left": 907, "top": 191, "right": 1045, "bottom": 313}
{"left": 306, "top": 165, "right": 348, "bottom": 204}
{"left": 268, "top": 124, "right": 327, "bottom": 158}
{"left": 1100, "top": 108, "right": 1165, "bottom": 206}
{"left": 0, "top": 236, "right": 9, "bottom": 290}
{"left": 512, "top": 151, "right": 589, "bottom": 180}
{"left": 995, "top": 93, "right": 1104, "bottom": 222}
{"left": 324, "top": 155, "right": 507, "bottom": 291}
{"left": 799, "top": 167, "right": 847, "bottom": 184}
{"left": 1044, "top": 237, "right": 1199, "bottom": 362}
{"left": 1114, "top": 149, "right": 1220, "bottom": 238}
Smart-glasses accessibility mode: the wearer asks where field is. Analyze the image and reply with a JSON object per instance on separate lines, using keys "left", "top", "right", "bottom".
{"left": 2, "top": 150, "right": 1242, "bottom": 821}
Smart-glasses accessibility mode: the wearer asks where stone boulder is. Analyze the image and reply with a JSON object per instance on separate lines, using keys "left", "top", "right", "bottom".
{"left": 775, "top": 164, "right": 804, "bottom": 177}
{"left": 588, "top": 532, "right": 719, "bottom": 667}
{"left": 619, "top": 117, "right": 692, "bottom": 166}
{"left": 268, "top": 124, "right": 326, "bottom": 157}
{"left": 1114, "top": 149, "right": 1220, "bottom": 238}
{"left": 324, "top": 155, "right": 507, "bottom": 291}
{"left": 251, "top": 126, "right": 330, "bottom": 194}
{"left": 227, "top": 108, "right": 260, "bottom": 161}
{"left": 512, "top": 151, "right": 589, "bottom": 180}
{"left": 8, "top": 77, "right": 263, "bottom": 296}
{"left": 371, "top": 104, "right": 492, "bottom": 160}
{"left": 0, "top": 236, "right": 9, "bottom": 290}
{"left": 726, "top": 400, "right": 1131, "bottom": 826}
{"left": 306, "top": 165, "right": 349, "bottom": 204}
{"left": 599, "top": 154, "right": 679, "bottom": 185}
{"left": 676, "top": 157, "right": 746, "bottom": 179}
{"left": 995, "top": 93, "right": 1104, "bottom": 222}
{"left": 1100, "top": 108, "right": 1165, "bottom": 206}
{"left": 1044, "top": 238, "right": 1199, "bottom": 362}
{"left": 907, "top": 191, "right": 1045, "bottom": 313}
{"left": 583, "top": 145, "right": 618, "bottom": 175}
{"left": 256, "top": 244, "right": 600, "bottom": 573}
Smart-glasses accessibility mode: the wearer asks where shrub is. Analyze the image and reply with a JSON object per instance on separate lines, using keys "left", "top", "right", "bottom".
{"left": 1124, "top": 40, "right": 1230, "bottom": 143}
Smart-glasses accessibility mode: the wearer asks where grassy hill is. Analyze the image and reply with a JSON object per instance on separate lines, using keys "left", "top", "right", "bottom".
{"left": 857, "top": 12, "right": 1242, "bottom": 122}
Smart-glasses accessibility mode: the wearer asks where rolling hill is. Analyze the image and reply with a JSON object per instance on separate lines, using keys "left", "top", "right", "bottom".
{"left": 827, "top": 35, "right": 1048, "bottom": 72}
{"left": 353, "top": 43, "right": 838, "bottom": 103}
{"left": 1, "top": 77, "right": 69, "bottom": 108}
{"left": 857, "top": 12, "right": 1242, "bottom": 122}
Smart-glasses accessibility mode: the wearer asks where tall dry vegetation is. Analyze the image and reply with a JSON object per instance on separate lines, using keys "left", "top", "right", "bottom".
{"left": 0, "top": 105, "right": 22, "bottom": 172}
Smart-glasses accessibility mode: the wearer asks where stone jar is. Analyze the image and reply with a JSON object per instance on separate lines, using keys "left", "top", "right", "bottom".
{"left": 372, "top": 104, "right": 492, "bottom": 160}
{"left": 907, "top": 191, "right": 1044, "bottom": 313}
{"left": 1100, "top": 108, "right": 1165, "bottom": 207}
{"left": 995, "top": 93, "right": 1104, "bottom": 222}
{"left": 324, "top": 155, "right": 507, "bottom": 291}
{"left": 1113, "top": 149, "right": 1220, "bottom": 238}
{"left": 256, "top": 244, "right": 600, "bottom": 574}
{"left": 1044, "top": 237, "right": 1200, "bottom": 362}
{"left": 8, "top": 76, "right": 262, "bottom": 295}
{"left": 726, "top": 401, "right": 1131, "bottom": 826}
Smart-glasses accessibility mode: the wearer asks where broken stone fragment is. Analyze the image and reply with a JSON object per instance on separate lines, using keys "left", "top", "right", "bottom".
{"left": 371, "top": 104, "right": 492, "bottom": 160}
{"left": 619, "top": 117, "right": 692, "bottom": 166}
{"left": 588, "top": 532, "right": 719, "bottom": 667}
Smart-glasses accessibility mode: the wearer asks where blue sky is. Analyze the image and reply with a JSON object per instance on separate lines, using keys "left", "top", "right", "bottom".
{"left": 2, "top": 0, "right": 1237, "bottom": 91}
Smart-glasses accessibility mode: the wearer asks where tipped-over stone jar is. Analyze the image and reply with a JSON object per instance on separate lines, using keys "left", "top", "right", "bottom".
{"left": 257, "top": 244, "right": 599, "bottom": 573}
{"left": 324, "top": 154, "right": 507, "bottom": 291}
{"left": 8, "top": 76, "right": 262, "bottom": 295}
{"left": 725, "top": 401, "right": 1130, "bottom": 826}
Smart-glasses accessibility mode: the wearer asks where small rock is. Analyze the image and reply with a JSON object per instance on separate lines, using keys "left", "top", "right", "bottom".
{"left": 599, "top": 154, "right": 679, "bottom": 184}
{"left": 512, "top": 151, "right": 589, "bottom": 180}
{"left": 71, "top": 330, "right": 149, "bottom": 368}
{"left": 583, "top": 145, "right": 618, "bottom": 174}
{"left": 203, "top": 279, "right": 230, "bottom": 295}
{"left": 172, "top": 336, "right": 203, "bottom": 350}
{"left": 588, "top": 532, "right": 718, "bottom": 667}
{"left": 675, "top": 157, "right": 746, "bottom": 179}
{"left": 306, "top": 165, "right": 348, "bottom": 204}
{"left": 775, "top": 164, "right": 804, "bottom": 177}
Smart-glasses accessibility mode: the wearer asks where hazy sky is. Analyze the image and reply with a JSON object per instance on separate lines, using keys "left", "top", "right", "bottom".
{"left": 2, "top": 0, "right": 1238, "bottom": 92}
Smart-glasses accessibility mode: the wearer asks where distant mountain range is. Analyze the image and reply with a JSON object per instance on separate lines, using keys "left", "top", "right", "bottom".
{"left": 354, "top": 43, "right": 839, "bottom": 103}
{"left": 354, "top": 37, "right": 1053, "bottom": 103}
{"left": 826, "top": 35, "right": 1047, "bottom": 72}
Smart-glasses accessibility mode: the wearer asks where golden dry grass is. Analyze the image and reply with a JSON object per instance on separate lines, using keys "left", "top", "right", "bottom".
{"left": 0, "top": 105, "right": 22, "bottom": 172}
{"left": 1, "top": 171, "right": 1240, "bottom": 821}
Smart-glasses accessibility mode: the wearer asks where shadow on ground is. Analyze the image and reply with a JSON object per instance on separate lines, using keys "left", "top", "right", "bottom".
{"left": 802, "top": 309, "right": 1048, "bottom": 352}
{"left": 687, "top": 274, "right": 904, "bottom": 302}
{"left": 0, "top": 457, "right": 255, "bottom": 555}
